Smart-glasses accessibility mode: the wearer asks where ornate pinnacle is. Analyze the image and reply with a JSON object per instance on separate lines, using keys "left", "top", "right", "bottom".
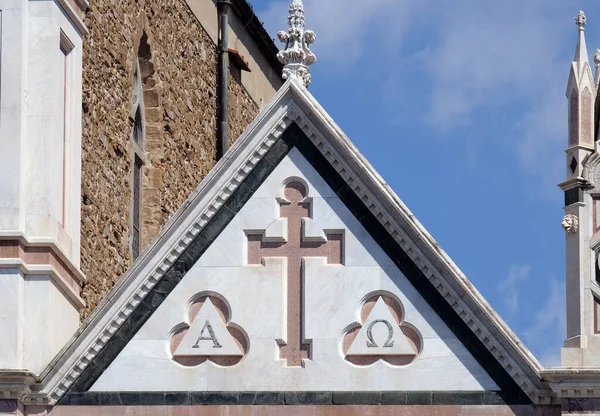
{"left": 595, "top": 49, "right": 600, "bottom": 87}
{"left": 277, "top": 0, "right": 317, "bottom": 87}
{"left": 575, "top": 10, "right": 587, "bottom": 30}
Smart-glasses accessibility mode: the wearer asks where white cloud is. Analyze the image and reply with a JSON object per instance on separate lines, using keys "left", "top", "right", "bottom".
{"left": 522, "top": 278, "right": 566, "bottom": 367}
{"left": 257, "top": 0, "right": 579, "bottom": 189}
{"left": 257, "top": 0, "right": 419, "bottom": 66}
{"left": 498, "top": 264, "right": 531, "bottom": 316}
{"left": 421, "top": 1, "right": 574, "bottom": 194}
{"left": 425, "top": 0, "right": 568, "bottom": 127}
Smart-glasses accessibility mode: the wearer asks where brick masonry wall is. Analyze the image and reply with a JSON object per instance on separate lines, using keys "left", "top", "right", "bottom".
{"left": 80, "top": 0, "right": 260, "bottom": 319}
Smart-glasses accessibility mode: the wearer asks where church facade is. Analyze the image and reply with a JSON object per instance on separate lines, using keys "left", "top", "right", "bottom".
{"left": 2, "top": 0, "right": 600, "bottom": 415}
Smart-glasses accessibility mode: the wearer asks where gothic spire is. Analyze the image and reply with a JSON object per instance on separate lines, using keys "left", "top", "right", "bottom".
{"left": 595, "top": 49, "right": 600, "bottom": 88}
{"left": 563, "top": 10, "right": 596, "bottom": 182}
{"left": 277, "top": 0, "right": 317, "bottom": 87}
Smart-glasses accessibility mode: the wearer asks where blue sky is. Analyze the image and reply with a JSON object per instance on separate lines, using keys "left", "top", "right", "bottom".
{"left": 250, "top": 0, "right": 600, "bottom": 366}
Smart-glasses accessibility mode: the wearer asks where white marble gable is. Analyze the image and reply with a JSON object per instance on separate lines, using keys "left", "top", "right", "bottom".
{"left": 91, "top": 148, "right": 498, "bottom": 392}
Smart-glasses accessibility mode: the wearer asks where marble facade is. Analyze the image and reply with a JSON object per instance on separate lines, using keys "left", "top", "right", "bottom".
{"left": 5, "top": 4, "right": 600, "bottom": 409}
{"left": 90, "top": 149, "right": 498, "bottom": 392}
{"left": 30, "top": 79, "right": 552, "bottom": 412}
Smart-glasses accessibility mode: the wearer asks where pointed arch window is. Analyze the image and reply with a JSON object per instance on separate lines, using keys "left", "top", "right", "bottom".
{"left": 131, "top": 62, "right": 145, "bottom": 260}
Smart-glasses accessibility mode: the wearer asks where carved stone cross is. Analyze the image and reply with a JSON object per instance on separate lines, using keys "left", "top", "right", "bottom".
{"left": 247, "top": 180, "right": 344, "bottom": 367}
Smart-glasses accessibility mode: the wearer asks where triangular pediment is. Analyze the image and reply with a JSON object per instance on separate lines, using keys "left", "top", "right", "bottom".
{"left": 41, "top": 80, "right": 546, "bottom": 406}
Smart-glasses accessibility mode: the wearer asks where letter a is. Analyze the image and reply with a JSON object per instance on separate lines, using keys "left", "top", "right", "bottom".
{"left": 193, "top": 320, "right": 222, "bottom": 348}
{"left": 173, "top": 298, "right": 243, "bottom": 357}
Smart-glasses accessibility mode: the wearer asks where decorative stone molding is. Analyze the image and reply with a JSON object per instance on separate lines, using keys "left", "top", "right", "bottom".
{"left": 562, "top": 214, "right": 579, "bottom": 234}
{"left": 40, "top": 81, "right": 551, "bottom": 405}
{"left": 277, "top": 0, "right": 317, "bottom": 87}
{"left": 0, "top": 371, "right": 41, "bottom": 405}
{"left": 0, "top": 238, "right": 86, "bottom": 308}
{"left": 578, "top": 151, "right": 598, "bottom": 186}
{"left": 543, "top": 368, "right": 600, "bottom": 398}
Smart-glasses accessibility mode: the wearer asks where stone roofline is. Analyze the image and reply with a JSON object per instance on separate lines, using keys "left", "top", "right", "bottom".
{"left": 56, "top": 0, "right": 282, "bottom": 68}
{"left": 230, "top": 0, "right": 284, "bottom": 74}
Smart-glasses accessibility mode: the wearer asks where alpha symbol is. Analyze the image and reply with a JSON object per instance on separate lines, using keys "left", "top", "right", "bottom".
{"left": 172, "top": 298, "right": 243, "bottom": 357}
{"left": 366, "top": 319, "right": 394, "bottom": 348}
{"left": 192, "top": 320, "right": 222, "bottom": 349}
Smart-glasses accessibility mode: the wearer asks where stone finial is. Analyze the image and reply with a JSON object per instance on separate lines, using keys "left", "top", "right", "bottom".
{"left": 573, "top": 11, "right": 590, "bottom": 64}
{"left": 576, "top": 10, "right": 587, "bottom": 30}
{"left": 277, "top": 0, "right": 317, "bottom": 87}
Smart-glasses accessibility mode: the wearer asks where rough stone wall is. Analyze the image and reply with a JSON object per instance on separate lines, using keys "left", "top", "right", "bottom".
{"left": 80, "top": 0, "right": 260, "bottom": 319}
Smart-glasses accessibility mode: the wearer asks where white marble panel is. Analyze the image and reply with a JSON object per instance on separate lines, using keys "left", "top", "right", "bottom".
{"left": 136, "top": 259, "right": 285, "bottom": 342}
{"left": 23, "top": 275, "right": 79, "bottom": 374}
{"left": 194, "top": 198, "right": 278, "bottom": 267}
{"left": 91, "top": 340, "right": 209, "bottom": 392}
{"left": 0, "top": 269, "right": 23, "bottom": 368}
{"left": 0, "top": 8, "right": 25, "bottom": 230}
{"left": 92, "top": 152, "right": 498, "bottom": 392}
{"left": 309, "top": 198, "right": 395, "bottom": 267}
{"left": 304, "top": 259, "right": 378, "bottom": 340}
{"left": 0, "top": 1, "right": 25, "bottom": 10}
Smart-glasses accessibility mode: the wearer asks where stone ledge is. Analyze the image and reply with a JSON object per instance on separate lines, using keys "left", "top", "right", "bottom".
{"left": 0, "top": 237, "right": 86, "bottom": 309}
{"left": 58, "top": 391, "right": 515, "bottom": 406}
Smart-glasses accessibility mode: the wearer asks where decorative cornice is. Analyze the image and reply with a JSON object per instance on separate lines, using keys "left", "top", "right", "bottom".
{"left": 39, "top": 80, "right": 551, "bottom": 405}
{"left": 0, "top": 234, "right": 86, "bottom": 282}
{"left": 558, "top": 177, "right": 590, "bottom": 192}
{"left": 0, "top": 371, "right": 43, "bottom": 405}
{"left": 277, "top": 0, "right": 316, "bottom": 87}
{"left": 543, "top": 368, "right": 600, "bottom": 398}
{"left": 0, "top": 237, "right": 86, "bottom": 309}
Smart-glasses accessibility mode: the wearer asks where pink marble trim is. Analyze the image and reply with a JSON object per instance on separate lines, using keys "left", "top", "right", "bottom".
{"left": 169, "top": 294, "right": 248, "bottom": 367}
{"left": 247, "top": 181, "right": 344, "bottom": 367}
{"left": 0, "top": 240, "right": 85, "bottom": 309}
{"left": 342, "top": 294, "right": 421, "bottom": 366}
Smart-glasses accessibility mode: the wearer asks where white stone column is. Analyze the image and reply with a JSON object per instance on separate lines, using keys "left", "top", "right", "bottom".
{"left": 0, "top": 0, "right": 88, "bottom": 376}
